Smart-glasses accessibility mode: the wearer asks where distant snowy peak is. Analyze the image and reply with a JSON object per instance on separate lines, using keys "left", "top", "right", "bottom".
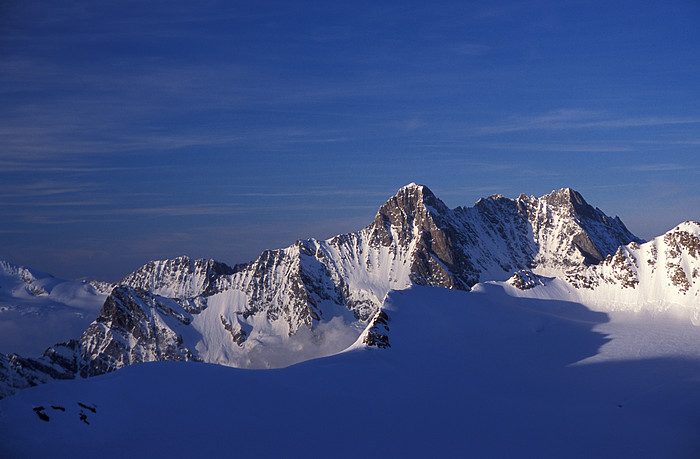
{"left": 118, "top": 256, "right": 236, "bottom": 298}
{"left": 0, "top": 260, "right": 54, "bottom": 297}
{"left": 0, "top": 260, "right": 107, "bottom": 306}
{"left": 567, "top": 221, "right": 700, "bottom": 314}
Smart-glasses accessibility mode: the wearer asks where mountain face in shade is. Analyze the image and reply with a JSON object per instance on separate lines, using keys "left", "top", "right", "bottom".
{"left": 0, "top": 184, "right": 647, "bottom": 398}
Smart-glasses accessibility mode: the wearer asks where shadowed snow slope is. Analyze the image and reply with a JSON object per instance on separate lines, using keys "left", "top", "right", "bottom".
{"left": 2, "top": 285, "right": 699, "bottom": 458}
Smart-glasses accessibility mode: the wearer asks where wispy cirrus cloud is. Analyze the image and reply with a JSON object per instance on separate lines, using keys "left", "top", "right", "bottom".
{"left": 2, "top": 199, "right": 381, "bottom": 225}
{"left": 0, "top": 180, "right": 100, "bottom": 198}
{"left": 474, "top": 109, "right": 700, "bottom": 135}
{"left": 479, "top": 142, "right": 634, "bottom": 153}
{"left": 624, "top": 163, "right": 692, "bottom": 172}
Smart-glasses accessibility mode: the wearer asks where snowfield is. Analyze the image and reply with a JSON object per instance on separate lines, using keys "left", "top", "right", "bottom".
{"left": 1, "top": 284, "right": 699, "bottom": 458}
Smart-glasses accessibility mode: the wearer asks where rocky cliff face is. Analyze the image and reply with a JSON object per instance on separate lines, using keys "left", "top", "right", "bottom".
{"left": 518, "top": 188, "right": 641, "bottom": 270}
{"left": 0, "top": 184, "right": 644, "bottom": 398}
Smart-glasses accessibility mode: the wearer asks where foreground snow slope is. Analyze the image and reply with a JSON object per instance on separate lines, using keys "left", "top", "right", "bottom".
{"left": 2, "top": 285, "right": 699, "bottom": 458}
{"left": 0, "top": 261, "right": 108, "bottom": 356}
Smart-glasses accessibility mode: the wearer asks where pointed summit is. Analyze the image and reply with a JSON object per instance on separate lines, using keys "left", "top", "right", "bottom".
{"left": 539, "top": 187, "right": 598, "bottom": 220}
{"left": 518, "top": 188, "right": 642, "bottom": 267}
{"left": 386, "top": 183, "right": 449, "bottom": 215}
{"left": 369, "top": 184, "right": 450, "bottom": 248}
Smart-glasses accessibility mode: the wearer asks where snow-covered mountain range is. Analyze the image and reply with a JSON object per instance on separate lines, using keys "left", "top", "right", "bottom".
{"left": 2, "top": 184, "right": 698, "bottom": 400}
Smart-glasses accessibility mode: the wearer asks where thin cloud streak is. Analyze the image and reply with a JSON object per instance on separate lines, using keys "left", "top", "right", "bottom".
{"left": 479, "top": 142, "right": 634, "bottom": 153}
{"left": 474, "top": 110, "right": 700, "bottom": 135}
{"left": 3, "top": 202, "right": 381, "bottom": 225}
{"left": 0, "top": 181, "right": 98, "bottom": 198}
{"left": 235, "top": 189, "right": 395, "bottom": 199}
{"left": 625, "top": 163, "right": 691, "bottom": 172}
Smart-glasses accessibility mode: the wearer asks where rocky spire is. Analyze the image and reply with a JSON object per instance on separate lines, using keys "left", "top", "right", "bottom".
{"left": 519, "top": 188, "right": 642, "bottom": 268}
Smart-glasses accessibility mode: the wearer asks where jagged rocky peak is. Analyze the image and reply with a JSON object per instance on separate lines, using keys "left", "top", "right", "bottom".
{"left": 0, "top": 260, "right": 47, "bottom": 286}
{"left": 539, "top": 187, "right": 622, "bottom": 226}
{"left": 665, "top": 221, "right": 700, "bottom": 255}
{"left": 119, "top": 255, "right": 236, "bottom": 298}
{"left": 473, "top": 192, "right": 524, "bottom": 221}
{"left": 366, "top": 184, "right": 474, "bottom": 289}
{"left": 541, "top": 187, "right": 588, "bottom": 209}
{"left": 392, "top": 183, "right": 449, "bottom": 213}
{"left": 515, "top": 187, "right": 642, "bottom": 269}
{"left": 369, "top": 183, "right": 450, "bottom": 246}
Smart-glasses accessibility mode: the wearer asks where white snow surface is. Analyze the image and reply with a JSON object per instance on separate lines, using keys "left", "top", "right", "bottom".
{"left": 0, "top": 261, "right": 108, "bottom": 356}
{"left": 1, "top": 284, "right": 699, "bottom": 458}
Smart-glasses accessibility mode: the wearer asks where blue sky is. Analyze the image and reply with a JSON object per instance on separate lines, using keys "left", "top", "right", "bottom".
{"left": 2, "top": 0, "right": 699, "bottom": 281}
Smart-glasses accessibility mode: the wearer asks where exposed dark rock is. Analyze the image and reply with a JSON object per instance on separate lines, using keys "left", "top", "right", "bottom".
{"left": 33, "top": 406, "right": 49, "bottom": 422}
{"left": 508, "top": 270, "right": 543, "bottom": 290}
{"left": 220, "top": 315, "right": 247, "bottom": 346}
{"left": 668, "top": 264, "right": 691, "bottom": 293}
{"left": 79, "top": 286, "right": 199, "bottom": 378}
{"left": 363, "top": 310, "right": 391, "bottom": 349}
{"left": 78, "top": 402, "right": 96, "bottom": 413}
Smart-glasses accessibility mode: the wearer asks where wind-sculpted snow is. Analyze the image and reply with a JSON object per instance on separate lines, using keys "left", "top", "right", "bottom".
{"left": 0, "top": 184, "right": 648, "bottom": 398}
